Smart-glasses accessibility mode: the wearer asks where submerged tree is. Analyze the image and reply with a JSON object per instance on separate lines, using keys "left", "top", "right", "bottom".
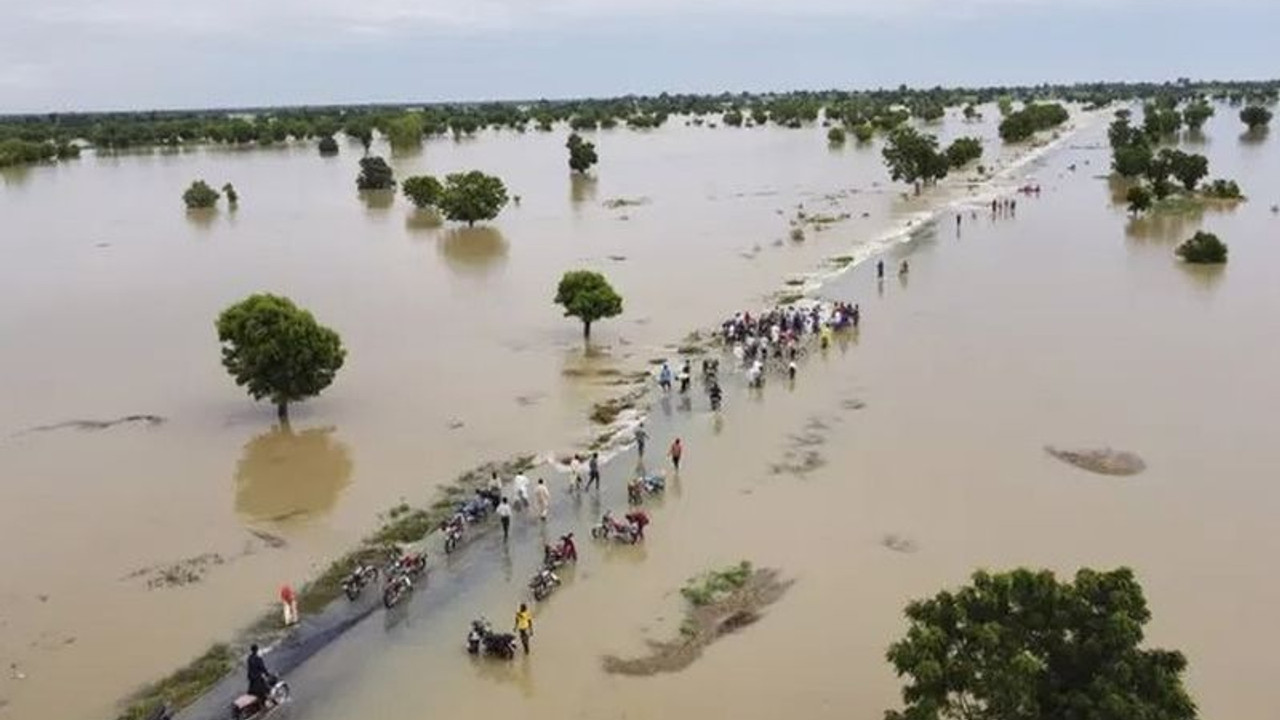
{"left": 885, "top": 567, "right": 1197, "bottom": 720}
{"left": 437, "top": 170, "right": 509, "bottom": 226}
{"left": 401, "top": 175, "right": 444, "bottom": 209}
{"left": 1176, "top": 231, "right": 1228, "bottom": 264}
{"left": 827, "top": 126, "right": 847, "bottom": 145}
{"left": 1240, "top": 105, "right": 1273, "bottom": 131}
{"left": 182, "top": 180, "right": 220, "bottom": 209}
{"left": 216, "top": 294, "right": 346, "bottom": 422}
{"left": 882, "top": 127, "right": 949, "bottom": 188}
{"left": 355, "top": 156, "right": 395, "bottom": 191}
{"left": 566, "top": 132, "right": 599, "bottom": 173}
{"left": 318, "top": 135, "right": 339, "bottom": 156}
{"left": 554, "top": 270, "right": 623, "bottom": 341}
{"left": 1182, "top": 100, "right": 1215, "bottom": 131}
{"left": 853, "top": 123, "right": 875, "bottom": 143}
{"left": 944, "top": 136, "right": 983, "bottom": 168}
{"left": 1126, "top": 185, "right": 1153, "bottom": 215}
{"left": 221, "top": 183, "right": 239, "bottom": 207}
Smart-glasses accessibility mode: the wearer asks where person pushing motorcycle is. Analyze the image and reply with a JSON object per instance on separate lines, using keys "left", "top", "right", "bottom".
{"left": 246, "top": 645, "right": 272, "bottom": 703}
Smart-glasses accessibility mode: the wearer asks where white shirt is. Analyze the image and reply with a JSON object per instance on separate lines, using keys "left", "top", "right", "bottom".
{"left": 513, "top": 473, "right": 530, "bottom": 499}
{"left": 569, "top": 458, "right": 582, "bottom": 478}
{"left": 535, "top": 484, "right": 551, "bottom": 506}
{"left": 496, "top": 503, "right": 512, "bottom": 519}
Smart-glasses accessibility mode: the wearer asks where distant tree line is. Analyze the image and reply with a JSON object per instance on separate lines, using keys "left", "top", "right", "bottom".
{"left": 1, "top": 80, "right": 1275, "bottom": 169}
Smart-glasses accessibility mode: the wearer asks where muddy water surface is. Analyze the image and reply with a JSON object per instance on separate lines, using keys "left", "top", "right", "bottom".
{"left": 275, "top": 110, "right": 1277, "bottom": 720}
{"left": 0, "top": 107, "right": 1038, "bottom": 719}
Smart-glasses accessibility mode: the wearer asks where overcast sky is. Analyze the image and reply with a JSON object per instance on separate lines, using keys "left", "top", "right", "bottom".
{"left": 1, "top": 0, "right": 1277, "bottom": 113}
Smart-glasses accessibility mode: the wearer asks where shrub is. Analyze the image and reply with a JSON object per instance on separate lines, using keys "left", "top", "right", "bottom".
{"left": 1176, "top": 231, "right": 1227, "bottom": 264}
{"left": 1125, "top": 185, "right": 1153, "bottom": 215}
{"left": 1203, "top": 178, "right": 1244, "bottom": 200}
{"left": 182, "top": 180, "right": 220, "bottom": 209}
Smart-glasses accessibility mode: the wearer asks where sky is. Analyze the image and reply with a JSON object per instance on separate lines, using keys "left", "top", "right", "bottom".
{"left": 1, "top": 0, "right": 1277, "bottom": 113}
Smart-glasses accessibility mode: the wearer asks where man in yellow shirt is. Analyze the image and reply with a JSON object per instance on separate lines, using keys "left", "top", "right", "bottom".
{"left": 514, "top": 603, "right": 534, "bottom": 654}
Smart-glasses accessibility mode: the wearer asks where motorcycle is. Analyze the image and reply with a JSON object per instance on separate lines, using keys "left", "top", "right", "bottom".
{"left": 230, "top": 676, "right": 290, "bottom": 720}
{"left": 529, "top": 567, "right": 561, "bottom": 601}
{"left": 341, "top": 563, "right": 379, "bottom": 601}
{"left": 590, "top": 510, "right": 648, "bottom": 544}
{"left": 382, "top": 571, "right": 413, "bottom": 609}
{"left": 441, "top": 514, "right": 465, "bottom": 554}
{"left": 386, "top": 550, "right": 427, "bottom": 579}
{"left": 627, "top": 475, "right": 666, "bottom": 505}
{"left": 543, "top": 533, "right": 577, "bottom": 569}
{"left": 466, "top": 618, "right": 518, "bottom": 660}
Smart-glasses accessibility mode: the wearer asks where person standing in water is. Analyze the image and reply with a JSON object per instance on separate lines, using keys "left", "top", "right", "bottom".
{"left": 634, "top": 423, "right": 648, "bottom": 458}
{"left": 534, "top": 478, "right": 551, "bottom": 521}
{"left": 514, "top": 603, "right": 534, "bottom": 654}
{"left": 669, "top": 438, "right": 684, "bottom": 472}
{"left": 568, "top": 455, "right": 583, "bottom": 491}
{"left": 496, "top": 497, "right": 512, "bottom": 541}
{"left": 587, "top": 452, "right": 601, "bottom": 491}
{"left": 658, "top": 362, "right": 673, "bottom": 392}
{"left": 876, "top": 260, "right": 885, "bottom": 279}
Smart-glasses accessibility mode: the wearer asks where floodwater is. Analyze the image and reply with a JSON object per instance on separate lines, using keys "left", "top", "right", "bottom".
{"left": 2, "top": 104, "right": 1277, "bottom": 720}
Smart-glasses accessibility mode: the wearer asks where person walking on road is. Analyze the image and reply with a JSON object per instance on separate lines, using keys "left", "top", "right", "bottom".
{"left": 634, "top": 423, "right": 648, "bottom": 457}
{"left": 568, "top": 455, "right": 583, "bottom": 491}
{"left": 534, "top": 478, "right": 551, "bottom": 521}
{"left": 515, "top": 603, "right": 534, "bottom": 654}
{"left": 670, "top": 438, "right": 684, "bottom": 473}
{"left": 497, "top": 497, "right": 512, "bottom": 542}
{"left": 513, "top": 471, "right": 530, "bottom": 509}
{"left": 586, "top": 452, "right": 601, "bottom": 491}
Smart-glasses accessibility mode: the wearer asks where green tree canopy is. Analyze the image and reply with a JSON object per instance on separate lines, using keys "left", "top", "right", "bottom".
{"left": 317, "top": 135, "right": 339, "bottom": 155}
{"left": 1126, "top": 185, "right": 1153, "bottom": 215}
{"left": 882, "top": 127, "right": 949, "bottom": 188}
{"left": 216, "top": 294, "right": 346, "bottom": 421}
{"left": 886, "top": 567, "right": 1197, "bottom": 720}
{"left": 401, "top": 175, "right": 444, "bottom": 209}
{"left": 1158, "top": 149, "right": 1208, "bottom": 191}
{"left": 356, "top": 156, "right": 395, "bottom": 191}
{"left": 182, "top": 180, "right": 220, "bottom": 209}
{"left": 554, "top": 270, "right": 623, "bottom": 340}
{"left": 566, "top": 133, "right": 599, "bottom": 173}
{"left": 1239, "top": 105, "right": 1272, "bottom": 130}
{"left": 999, "top": 103, "right": 1069, "bottom": 142}
{"left": 944, "top": 136, "right": 983, "bottom": 168}
{"left": 1176, "top": 231, "right": 1227, "bottom": 264}
{"left": 437, "top": 170, "right": 509, "bottom": 226}
{"left": 1181, "top": 101, "right": 1214, "bottom": 131}
{"left": 853, "top": 123, "right": 875, "bottom": 143}
{"left": 827, "top": 126, "right": 847, "bottom": 145}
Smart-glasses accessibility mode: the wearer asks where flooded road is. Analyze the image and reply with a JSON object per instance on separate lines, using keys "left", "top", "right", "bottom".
{"left": 3, "top": 103, "right": 1277, "bottom": 719}
{"left": 259, "top": 112, "right": 1276, "bottom": 720}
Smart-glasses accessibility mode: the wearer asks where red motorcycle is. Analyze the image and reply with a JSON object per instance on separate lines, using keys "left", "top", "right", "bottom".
{"left": 590, "top": 510, "right": 648, "bottom": 544}
{"left": 543, "top": 533, "right": 577, "bottom": 569}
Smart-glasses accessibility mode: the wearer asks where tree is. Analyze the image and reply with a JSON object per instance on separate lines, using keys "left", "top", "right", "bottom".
{"left": 885, "top": 567, "right": 1197, "bottom": 720}
{"left": 827, "top": 126, "right": 847, "bottom": 145}
{"left": 215, "top": 294, "right": 346, "bottom": 422}
{"left": 1166, "top": 150, "right": 1208, "bottom": 191}
{"left": 1176, "top": 231, "right": 1227, "bottom": 264}
{"left": 999, "top": 103, "right": 1069, "bottom": 142}
{"left": 355, "top": 156, "right": 395, "bottom": 191}
{"left": 182, "top": 180, "right": 220, "bottom": 209}
{"left": 1112, "top": 142, "right": 1152, "bottom": 178}
{"left": 345, "top": 118, "right": 374, "bottom": 153}
{"left": 1142, "top": 104, "right": 1182, "bottom": 138}
{"left": 1203, "top": 178, "right": 1243, "bottom": 200}
{"left": 566, "top": 133, "right": 598, "bottom": 173}
{"left": 554, "top": 270, "right": 623, "bottom": 340}
{"left": 723, "top": 110, "right": 744, "bottom": 127}
{"left": 401, "top": 175, "right": 443, "bottom": 209}
{"left": 962, "top": 104, "right": 981, "bottom": 122}
{"left": 1240, "top": 105, "right": 1272, "bottom": 130}
{"left": 383, "top": 112, "right": 424, "bottom": 149}
{"left": 318, "top": 135, "right": 339, "bottom": 155}
{"left": 1182, "top": 101, "right": 1214, "bottom": 131}
{"left": 221, "top": 183, "right": 239, "bottom": 207}
{"left": 944, "top": 137, "right": 982, "bottom": 168}
{"left": 1126, "top": 185, "right": 1153, "bottom": 215}
{"left": 853, "top": 123, "right": 875, "bottom": 143}
{"left": 882, "top": 127, "right": 948, "bottom": 188}
{"left": 437, "top": 171, "right": 509, "bottom": 226}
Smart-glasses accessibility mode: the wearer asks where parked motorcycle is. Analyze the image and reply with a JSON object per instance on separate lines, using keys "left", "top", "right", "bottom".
{"left": 441, "top": 514, "right": 465, "bottom": 554}
{"left": 382, "top": 571, "right": 413, "bottom": 609}
{"left": 466, "top": 618, "right": 517, "bottom": 659}
{"left": 627, "top": 474, "right": 666, "bottom": 504}
{"left": 529, "top": 568, "right": 561, "bottom": 601}
{"left": 543, "top": 533, "right": 577, "bottom": 569}
{"left": 230, "top": 676, "right": 290, "bottom": 720}
{"left": 341, "top": 563, "right": 379, "bottom": 601}
{"left": 386, "top": 550, "right": 427, "bottom": 579}
{"left": 590, "top": 510, "right": 648, "bottom": 544}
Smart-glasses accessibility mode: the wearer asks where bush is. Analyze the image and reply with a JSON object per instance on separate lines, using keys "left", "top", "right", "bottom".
{"left": 402, "top": 175, "right": 443, "bottom": 208}
{"left": 355, "top": 156, "right": 395, "bottom": 191}
{"left": 853, "top": 123, "right": 875, "bottom": 143}
{"left": 318, "top": 135, "right": 339, "bottom": 155}
{"left": 827, "top": 126, "right": 846, "bottom": 145}
{"left": 1126, "top": 185, "right": 1153, "bottom": 215}
{"left": 999, "top": 102, "right": 1069, "bottom": 142}
{"left": 1240, "top": 105, "right": 1272, "bottom": 130}
{"left": 182, "top": 180, "right": 220, "bottom": 209}
{"left": 1176, "top": 231, "right": 1227, "bottom": 264}
{"left": 1203, "top": 178, "right": 1244, "bottom": 200}
{"left": 945, "top": 136, "right": 983, "bottom": 168}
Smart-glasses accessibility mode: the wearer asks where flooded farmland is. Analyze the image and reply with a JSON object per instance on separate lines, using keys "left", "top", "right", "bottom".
{"left": 2, "top": 104, "right": 1278, "bottom": 720}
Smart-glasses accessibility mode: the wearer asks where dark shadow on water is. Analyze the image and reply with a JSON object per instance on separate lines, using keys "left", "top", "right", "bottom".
{"left": 359, "top": 189, "right": 396, "bottom": 211}
{"left": 1179, "top": 263, "right": 1226, "bottom": 294}
{"left": 438, "top": 225, "right": 509, "bottom": 275}
{"left": 405, "top": 208, "right": 444, "bottom": 234}
{"left": 570, "top": 174, "right": 598, "bottom": 206}
{"left": 1105, "top": 175, "right": 1136, "bottom": 205}
{"left": 234, "top": 424, "right": 354, "bottom": 522}
{"left": 1239, "top": 127, "right": 1269, "bottom": 146}
{"left": 185, "top": 207, "right": 218, "bottom": 230}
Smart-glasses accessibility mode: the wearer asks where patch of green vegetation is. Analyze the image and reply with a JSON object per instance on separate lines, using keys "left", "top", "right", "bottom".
{"left": 777, "top": 291, "right": 804, "bottom": 305}
{"left": 387, "top": 502, "right": 411, "bottom": 519}
{"left": 1151, "top": 195, "right": 1204, "bottom": 215}
{"left": 681, "top": 561, "right": 753, "bottom": 607}
{"left": 828, "top": 255, "right": 855, "bottom": 267}
{"left": 368, "top": 508, "right": 436, "bottom": 546}
{"left": 590, "top": 396, "right": 636, "bottom": 425}
{"left": 115, "top": 644, "right": 234, "bottom": 720}
{"left": 784, "top": 278, "right": 806, "bottom": 286}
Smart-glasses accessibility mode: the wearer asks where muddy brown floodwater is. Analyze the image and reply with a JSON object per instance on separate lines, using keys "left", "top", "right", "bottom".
{"left": 2, "top": 104, "right": 1278, "bottom": 720}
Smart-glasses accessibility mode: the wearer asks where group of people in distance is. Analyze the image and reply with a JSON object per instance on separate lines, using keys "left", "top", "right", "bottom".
{"left": 719, "top": 301, "right": 860, "bottom": 386}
